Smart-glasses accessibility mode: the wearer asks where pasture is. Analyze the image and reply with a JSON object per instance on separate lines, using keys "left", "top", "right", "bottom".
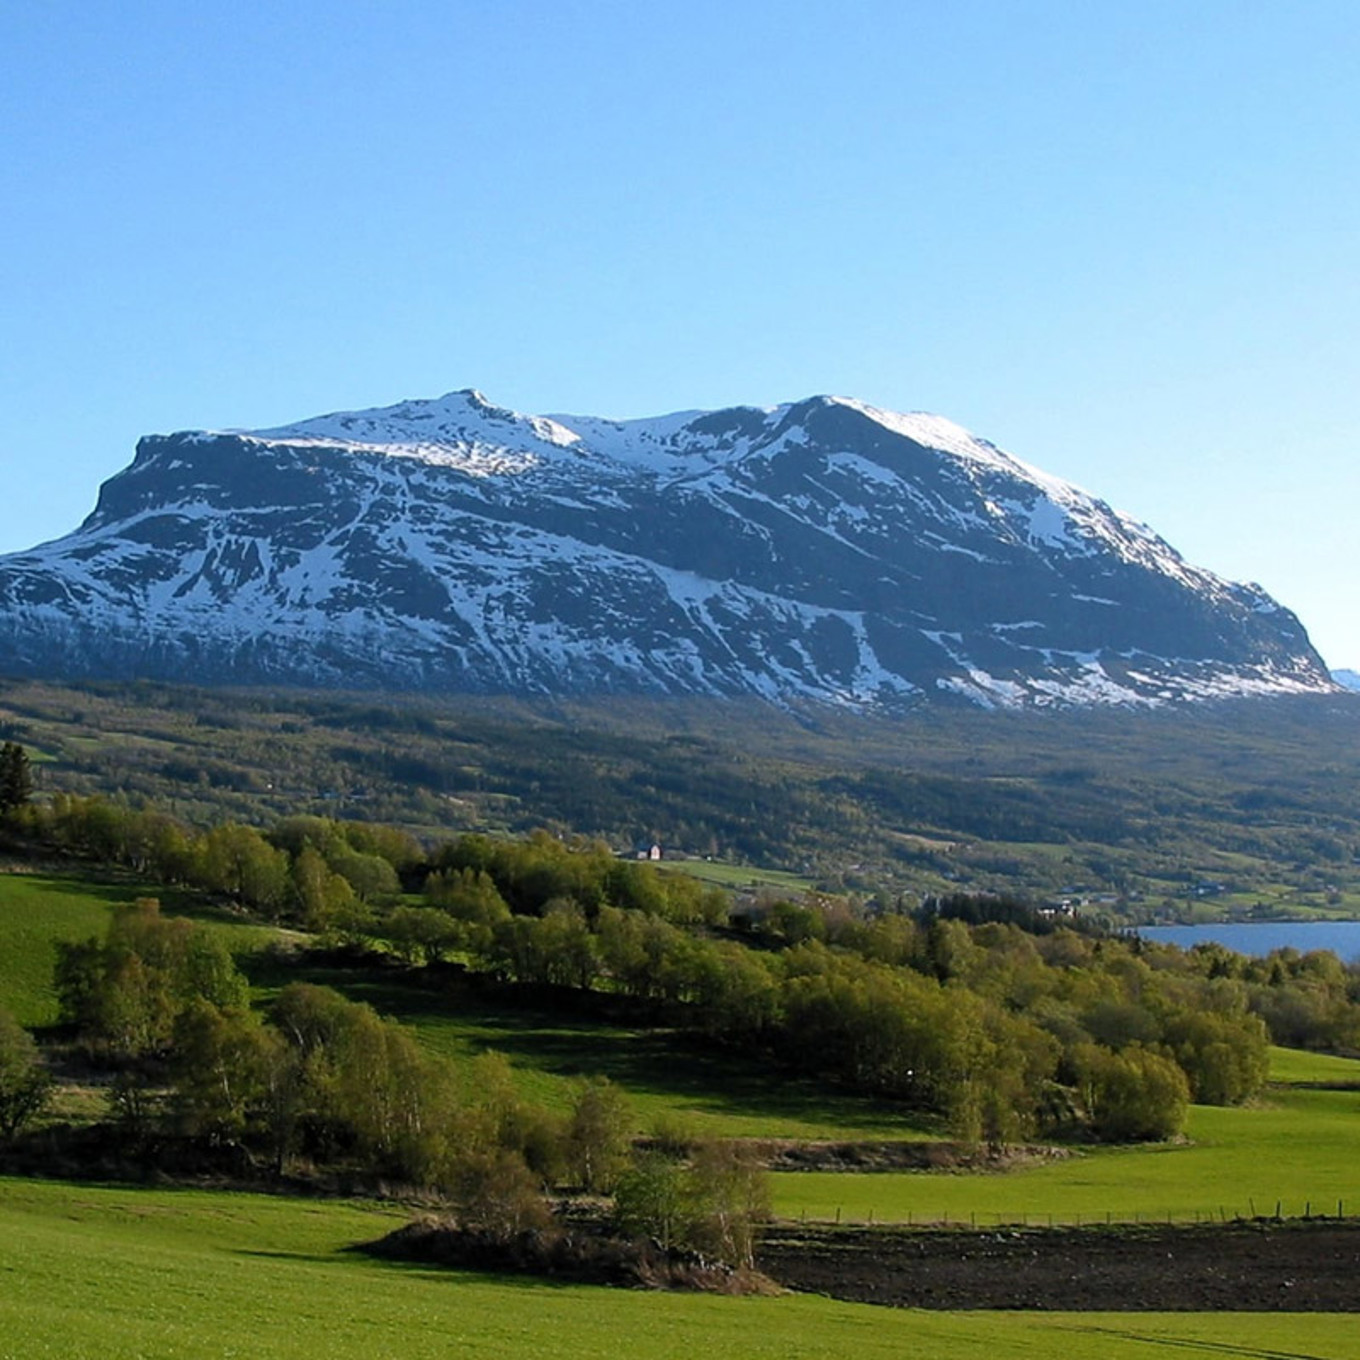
{"left": 772, "top": 1048, "right": 1360, "bottom": 1227}
{"left": 0, "top": 873, "right": 130, "bottom": 1025}
{"left": 0, "top": 1177, "right": 1355, "bottom": 1360}
{"left": 661, "top": 859, "right": 817, "bottom": 894}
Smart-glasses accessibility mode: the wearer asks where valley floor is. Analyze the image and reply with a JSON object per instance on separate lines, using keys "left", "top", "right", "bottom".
{"left": 2, "top": 1177, "right": 1358, "bottom": 1360}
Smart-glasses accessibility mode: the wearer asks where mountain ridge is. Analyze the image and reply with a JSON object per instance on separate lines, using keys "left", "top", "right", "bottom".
{"left": 0, "top": 389, "right": 1334, "bottom": 709}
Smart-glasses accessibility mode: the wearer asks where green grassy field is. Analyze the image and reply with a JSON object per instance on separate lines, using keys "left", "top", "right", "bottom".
{"left": 772, "top": 1048, "right": 1360, "bottom": 1226}
{"left": 0, "top": 873, "right": 131, "bottom": 1025}
{"left": 1264, "top": 1045, "right": 1360, "bottom": 1085}
{"left": 661, "top": 860, "right": 816, "bottom": 893}
{"left": 0, "top": 1176, "right": 1354, "bottom": 1360}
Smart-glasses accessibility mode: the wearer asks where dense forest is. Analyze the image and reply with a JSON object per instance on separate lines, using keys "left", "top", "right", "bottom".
{"left": 4, "top": 678, "right": 1360, "bottom": 919}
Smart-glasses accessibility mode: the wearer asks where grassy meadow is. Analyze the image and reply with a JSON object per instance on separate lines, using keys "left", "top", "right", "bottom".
{"left": 772, "top": 1047, "right": 1360, "bottom": 1226}
{"left": 1, "top": 1176, "right": 1356, "bottom": 1360}
{"left": 661, "top": 859, "right": 817, "bottom": 894}
{"left": 0, "top": 872, "right": 139, "bottom": 1025}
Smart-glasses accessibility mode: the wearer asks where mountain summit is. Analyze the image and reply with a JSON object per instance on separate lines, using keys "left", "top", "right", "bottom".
{"left": 0, "top": 390, "right": 1333, "bottom": 708}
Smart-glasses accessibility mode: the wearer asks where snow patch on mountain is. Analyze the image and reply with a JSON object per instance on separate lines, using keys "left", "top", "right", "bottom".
{"left": 0, "top": 387, "right": 1337, "bottom": 710}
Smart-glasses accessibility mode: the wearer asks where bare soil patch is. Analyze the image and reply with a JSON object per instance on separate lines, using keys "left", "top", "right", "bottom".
{"left": 758, "top": 1219, "right": 1360, "bottom": 1311}
{"left": 640, "top": 1139, "right": 1070, "bottom": 1173}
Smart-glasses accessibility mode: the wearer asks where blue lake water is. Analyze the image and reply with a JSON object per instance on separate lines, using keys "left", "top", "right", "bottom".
{"left": 1138, "top": 921, "right": 1360, "bottom": 961}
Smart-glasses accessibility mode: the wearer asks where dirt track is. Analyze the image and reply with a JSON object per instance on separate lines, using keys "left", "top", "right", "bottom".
{"left": 758, "top": 1220, "right": 1360, "bottom": 1310}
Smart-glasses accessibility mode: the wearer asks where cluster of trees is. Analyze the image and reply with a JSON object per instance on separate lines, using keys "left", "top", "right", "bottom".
{"left": 382, "top": 864, "right": 1270, "bottom": 1144}
{"left": 616, "top": 1141, "right": 771, "bottom": 1269}
{"left": 917, "top": 892, "right": 1106, "bottom": 937}
{"left": 1175, "top": 940, "right": 1360, "bottom": 1054}
{"left": 11, "top": 791, "right": 1356, "bottom": 1144}
{"left": 11, "top": 797, "right": 420, "bottom": 922}
{"left": 49, "top": 898, "right": 769, "bottom": 1262}
{"left": 6, "top": 797, "right": 724, "bottom": 931}
{"left": 371, "top": 893, "right": 1234, "bottom": 1142}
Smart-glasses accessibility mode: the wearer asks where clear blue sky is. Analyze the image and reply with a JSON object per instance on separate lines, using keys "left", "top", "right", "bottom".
{"left": 3, "top": 1, "right": 1357, "bottom": 666}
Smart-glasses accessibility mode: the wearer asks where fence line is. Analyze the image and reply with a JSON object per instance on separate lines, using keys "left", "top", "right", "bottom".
{"left": 805, "top": 1198, "right": 1349, "bottom": 1229}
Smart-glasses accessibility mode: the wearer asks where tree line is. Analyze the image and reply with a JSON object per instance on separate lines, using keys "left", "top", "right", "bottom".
{"left": 10, "top": 791, "right": 1360, "bottom": 1145}
{"left": 11, "top": 678, "right": 1360, "bottom": 914}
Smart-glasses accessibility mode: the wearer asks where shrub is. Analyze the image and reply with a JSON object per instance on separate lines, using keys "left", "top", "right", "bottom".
{"left": 0, "top": 1009, "right": 50, "bottom": 1141}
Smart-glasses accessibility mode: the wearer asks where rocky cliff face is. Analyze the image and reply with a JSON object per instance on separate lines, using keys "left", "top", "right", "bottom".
{"left": 0, "top": 389, "right": 1334, "bottom": 708}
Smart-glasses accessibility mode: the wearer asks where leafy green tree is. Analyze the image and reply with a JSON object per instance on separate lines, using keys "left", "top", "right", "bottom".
{"left": 327, "top": 845, "right": 401, "bottom": 903}
{"left": 383, "top": 905, "right": 461, "bottom": 965}
{"left": 55, "top": 899, "right": 249, "bottom": 1060}
{"left": 93, "top": 951, "right": 174, "bottom": 1058}
{"left": 290, "top": 845, "right": 358, "bottom": 932}
{"left": 449, "top": 1148, "right": 553, "bottom": 1239}
{"left": 763, "top": 898, "right": 826, "bottom": 945}
{"left": 534, "top": 901, "right": 599, "bottom": 989}
{"left": 1161, "top": 1007, "right": 1269, "bottom": 1105}
{"left": 681, "top": 1140, "right": 772, "bottom": 1269}
{"left": 144, "top": 815, "right": 194, "bottom": 883}
{"left": 566, "top": 1076, "right": 633, "bottom": 1193}
{"left": 1074, "top": 1043, "right": 1189, "bottom": 1141}
{"left": 449, "top": 1050, "right": 563, "bottom": 1184}
{"left": 0, "top": 1010, "right": 51, "bottom": 1141}
{"left": 695, "top": 942, "right": 779, "bottom": 1037}
{"left": 194, "top": 824, "right": 291, "bottom": 913}
{"left": 614, "top": 1150, "right": 688, "bottom": 1250}
{"left": 339, "top": 821, "right": 424, "bottom": 879}
{"left": 269, "top": 983, "right": 455, "bottom": 1182}
{"left": 53, "top": 938, "right": 105, "bottom": 1030}
{"left": 170, "top": 1000, "right": 276, "bottom": 1145}
{"left": 424, "top": 868, "right": 510, "bottom": 957}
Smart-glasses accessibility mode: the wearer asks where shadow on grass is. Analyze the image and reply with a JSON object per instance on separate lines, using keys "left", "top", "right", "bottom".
{"left": 241, "top": 955, "right": 922, "bottom": 1138}
{"left": 232, "top": 1244, "right": 590, "bottom": 1294}
{"left": 6, "top": 871, "right": 272, "bottom": 933}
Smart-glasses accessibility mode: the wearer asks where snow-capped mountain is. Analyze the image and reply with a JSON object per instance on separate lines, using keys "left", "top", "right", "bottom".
{"left": 0, "top": 389, "right": 1335, "bottom": 708}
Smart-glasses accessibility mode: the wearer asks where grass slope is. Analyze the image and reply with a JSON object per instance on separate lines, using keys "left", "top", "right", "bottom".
{"left": 0, "top": 874, "right": 129, "bottom": 1025}
{"left": 0, "top": 1177, "right": 1355, "bottom": 1360}
{"left": 0, "top": 871, "right": 282, "bottom": 1026}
